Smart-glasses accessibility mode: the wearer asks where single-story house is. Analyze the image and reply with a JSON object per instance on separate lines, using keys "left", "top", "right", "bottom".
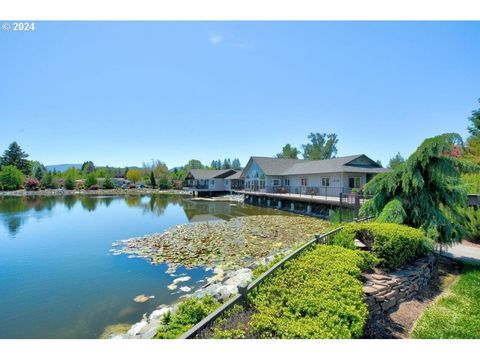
{"left": 240, "top": 154, "right": 389, "bottom": 197}
{"left": 184, "top": 169, "right": 243, "bottom": 192}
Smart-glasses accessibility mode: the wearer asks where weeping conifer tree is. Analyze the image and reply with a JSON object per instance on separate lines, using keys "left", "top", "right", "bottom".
{"left": 363, "top": 133, "right": 478, "bottom": 244}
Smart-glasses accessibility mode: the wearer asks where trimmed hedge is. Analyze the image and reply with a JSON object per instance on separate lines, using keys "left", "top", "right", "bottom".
{"left": 332, "top": 223, "right": 434, "bottom": 271}
{"left": 248, "top": 245, "right": 376, "bottom": 339}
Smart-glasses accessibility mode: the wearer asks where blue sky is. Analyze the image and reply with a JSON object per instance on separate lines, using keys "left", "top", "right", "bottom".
{"left": 1, "top": 21, "right": 479, "bottom": 168}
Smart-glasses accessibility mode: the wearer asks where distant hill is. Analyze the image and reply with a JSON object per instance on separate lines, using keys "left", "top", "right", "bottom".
{"left": 46, "top": 164, "right": 82, "bottom": 172}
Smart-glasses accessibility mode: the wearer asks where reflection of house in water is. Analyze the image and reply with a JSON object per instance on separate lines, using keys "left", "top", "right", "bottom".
{"left": 181, "top": 199, "right": 281, "bottom": 222}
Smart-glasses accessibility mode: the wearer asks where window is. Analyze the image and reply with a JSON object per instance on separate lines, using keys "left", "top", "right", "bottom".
{"left": 301, "top": 178, "right": 308, "bottom": 186}
{"left": 284, "top": 179, "right": 290, "bottom": 186}
{"left": 260, "top": 180, "right": 265, "bottom": 189}
{"left": 210, "top": 180, "right": 215, "bottom": 185}
{"left": 272, "top": 179, "right": 281, "bottom": 186}
{"left": 225, "top": 180, "right": 229, "bottom": 186}
{"left": 321, "top": 177, "right": 330, "bottom": 187}
{"left": 349, "top": 177, "right": 361, "bottom": 189}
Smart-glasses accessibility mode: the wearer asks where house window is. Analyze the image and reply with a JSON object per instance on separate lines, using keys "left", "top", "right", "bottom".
{"left": 210, "top": 180, "right": 215, "bottom": 185}
{"left": 284, "top": 179, "right": 290, "bottom": 186}
{"left": 225, "top": 180, "right": 229, "bottom": 186}
{"left": 272, "top": 179, "right": 281, "bottom": 186}
{"left": 260, "top": 180, "right": 265, "bottom": 189}
{"left": 321, "top": 177, "right": 330, "bottom": 187}
{"left": 246, "top": 180, "right": 250, "bottom": 189}
{"left": 301, "top": 178, "right": 308, "bottom": 186}
{"left": 349, "top": 177, "right": 361, "bottom": 189}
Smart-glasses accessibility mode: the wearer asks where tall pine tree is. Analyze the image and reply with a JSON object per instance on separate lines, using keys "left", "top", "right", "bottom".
{"left": 0, "top": 141, "right": 31, "bottom": 175}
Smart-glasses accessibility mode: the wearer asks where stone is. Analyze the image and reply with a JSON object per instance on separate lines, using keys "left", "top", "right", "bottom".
{"left": 381, "top": 299, "right": 397, "bottom": 311}
{"left": 363, "top": 286, "right": 380, "bottom": 295}
{"left": 371, "top": 274, "right": 390, "bottom": 281}
{"left": 173, "top": 276, "right": 191, "bottom": 285}
{"left": 149, "top": 307, "right": 173, "bottom": 322}
{"left": 133, "top": 294, "right": 154, "bottom": 303}
{"left": 385, "top": 289, "right": 398, "bottom": 300}
{"left": 223, "top": 268, "right": 253, "bottom": 288}
{"left": 127, "top": 320, "right": 148, "bottom": 336}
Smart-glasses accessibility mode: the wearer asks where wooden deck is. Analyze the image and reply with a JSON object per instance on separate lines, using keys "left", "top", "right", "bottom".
{"left": 235, "top": 190, "right": 360, "bottom": 207}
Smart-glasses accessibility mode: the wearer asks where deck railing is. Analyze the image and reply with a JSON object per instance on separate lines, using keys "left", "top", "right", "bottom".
{"left": 246, "top": 186, "right": 355, "bottom": 199}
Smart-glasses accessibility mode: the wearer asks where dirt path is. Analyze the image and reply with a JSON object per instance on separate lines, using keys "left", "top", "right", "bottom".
{"left": 364, "top": 256, "right": 462, "bottom": 339}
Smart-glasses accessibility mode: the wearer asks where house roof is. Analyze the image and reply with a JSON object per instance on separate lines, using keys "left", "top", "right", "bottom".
{"left": 225, "top": 171, "right": 243, "bottom": 180}
{"left": 186, "top": 169, "right": 237, "bottom": 180}
{"left": 242, "top": 155, "right": 389, "bottom": 177}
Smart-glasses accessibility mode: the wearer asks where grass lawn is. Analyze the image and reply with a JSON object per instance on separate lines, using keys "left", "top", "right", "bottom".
{"left": 412, "top": 264, "right": 480, "bottom": 339}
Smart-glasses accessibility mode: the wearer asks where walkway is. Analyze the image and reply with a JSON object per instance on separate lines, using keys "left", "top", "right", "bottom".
{"left": 439, "top": 241, "right": 480, "bottom": 265}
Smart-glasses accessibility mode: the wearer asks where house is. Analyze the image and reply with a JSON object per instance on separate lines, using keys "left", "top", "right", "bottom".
{"left": 240, "top": 155, "right": 389, "bottom": 197}
{"left": 184, "top": 169, "right": 243, "bottom": 193}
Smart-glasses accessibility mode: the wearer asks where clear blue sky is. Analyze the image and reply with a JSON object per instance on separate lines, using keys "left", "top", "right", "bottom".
{"left": 1, "top": 21, "right": 479, "bottom": 168}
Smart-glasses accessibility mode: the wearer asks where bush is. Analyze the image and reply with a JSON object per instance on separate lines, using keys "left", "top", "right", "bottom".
{"left": 103, "top": 175, "right": 114, "bottom": 189}
{"left": 24, "top": 177, "right": 40, "bottom": 191}
{"left": 334, "top": 223, "right": 433, "bottom": 271}
{"left": 248, "top": 246, "right": 374, "bottom": 339}
{"left": 0, "top": 165, "right": 24, "bottom": 190}
{"left": 154, "top": 296, "right": 219, "bottom": 339}
{"left": 84, "top": 173, "right": 97, "bottom": 189}
{"left": 64, "top": 174, "right": 75, "bottom": 190}
{"left": 89, "top": 185, "right": 99, "bottom": 190}
{"left": 376, "top": 198, "right": 407, "bottom": 224}
{"left": 40, "top": 172, "right": 56, "bottom": 189}
{"left": 459, "top": 207, "right": 480, "bottom": 243}
{"left": 128, "top": 183, "right": 137, "bottom": 189}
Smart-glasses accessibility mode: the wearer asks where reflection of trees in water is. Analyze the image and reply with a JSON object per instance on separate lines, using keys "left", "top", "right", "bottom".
{"left": 63, "top": 195, "right": 78, "bottom": 210}
{"left": 80, "top": 196, "right": 99, "bottom": 212}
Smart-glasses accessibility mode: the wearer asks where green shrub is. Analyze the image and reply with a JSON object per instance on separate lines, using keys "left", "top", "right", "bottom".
{"left": 331, "top": 230, "right": 356, "bottom": 249}
{"left": 154, "top": 296, "right": 219, "bottom": 339}
{"left": 459, "top": 207, "right": 480, "bottom": 243}
{"left": 64, "top": 173, "right": 75, "bottom": 190}
{"left": 0, "top": 165, "right": 24, "bottom": 190}
{"left": 103, "top": 175, "right": 114, "bottom": 189}
{"left": 359, "top": 199, "right": 378, "bottom": 218}
{"left": 41, "top": 171, "right": 56, "bottom": 189}
{"left": 84, "top": 173, "right": 97, "bottom": 189}
{"left": 248, "top": 245, "right": 373, "bottom": 339}
{"left": 336, "top": 223, "right": 433, "bottom": 271}
{"left": 376, "top": 198, "right": 406, "bottom": 224}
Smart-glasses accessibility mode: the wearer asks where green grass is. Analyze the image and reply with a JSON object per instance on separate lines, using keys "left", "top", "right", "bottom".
{"left": 412, "top": 264, "right": 480, "bottom": 339}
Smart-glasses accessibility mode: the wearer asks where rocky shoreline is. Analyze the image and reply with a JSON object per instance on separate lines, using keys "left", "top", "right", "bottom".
{"left": 0, "top": 188, "right": 192, "bottom": 197}
{"left": 110, "top": 254, "right": 281, "bottom": 339}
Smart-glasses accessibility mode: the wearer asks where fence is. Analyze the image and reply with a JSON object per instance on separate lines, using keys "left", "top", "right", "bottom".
{"left": 179, "top": 220, "right": 378, "bottom": 339}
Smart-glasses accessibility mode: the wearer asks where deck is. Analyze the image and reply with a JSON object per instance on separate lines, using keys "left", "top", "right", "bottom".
{"left": 235, "top": 189, "right": 364, "bottom": 207}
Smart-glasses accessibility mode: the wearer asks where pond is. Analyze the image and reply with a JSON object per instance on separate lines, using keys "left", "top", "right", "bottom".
{"left": 0, "top": 194, "right": 285, "bottom": 339}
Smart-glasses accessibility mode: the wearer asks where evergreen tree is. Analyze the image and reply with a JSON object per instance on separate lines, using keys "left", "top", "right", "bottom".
{"left": 217, "top": 159, "right": 222, "bottom": 170}
{"left": 84, "top": 172, "right": 98, "bottom": 189}
{"left": 362, "top": 133, "right": 477, "bottom": 244}
{"left": 0, "top": 142, "right": 31, "bottom": 175}
{"left": 0, "top": 165, "right": 24, "bottom": 190}
{"left": 232, "top": 158, "right": 242, "bottom": 170}
{"left": 103, "top": 174, "right": 114, "bottom": 189}
{"left": 41, "top": 171, "right": 55, "bottom": 189}
{"left": 34, "top": 164, "right": 45, "bottom": 181}
{"left": 64, "top": 173, "right": 75, "bottom": 190}
{"left": 150, "top": 171, "right": 156, "bottom": 188}
{"left": 388, "top": 152, "right": 405, "bottom": 169}
{"left": 81, "top": 161, "right": 96, "bottom": 175}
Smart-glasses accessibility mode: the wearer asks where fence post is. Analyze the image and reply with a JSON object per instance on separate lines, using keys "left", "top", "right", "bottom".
{"left": 339, "top": 192, "right": 343, "bottom": 223}
{"left": 238, "top": 285, "right": 248, "bottom": 304}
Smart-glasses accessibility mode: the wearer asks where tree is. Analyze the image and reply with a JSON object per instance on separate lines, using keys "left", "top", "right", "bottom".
{"left": 388, "top": 152, "right": 405, "bottom": 169}
{"left": 0, "top": 165, "right": 24, "bottom": 190}
{"left": 232, "top": 158, "right": 242, "bottom": 170}
{"left": 158, "top": 174, "right": 170, "bottom": 189}
{"left": 302, "top": 133, "right": 338, "bottom": 160}
{"left": 81, "top": 161, "right": 96, "bottom": 175}
{"left": 41, "top": 171, "right": 56, "bottom": 189}
{"left": 185, "top": 159, "right": 204, "bottom": 170}
{"left": 64, "top": 172, "right": 75, "bottom": 190}
{"left": 0, "top": 142, "right": 31, "bottom": 175}
{"left": 276, "top": 144, "right": 300, "bottom": 159}
{"left": 84, "top": 172, "right": 98, "bottom": 189}
{"left": 150, "top": 171, "right": 156, "bottom": 188}
{"left": 126, "top": 169, "right": 142, "bottom": 183}
{"left": 464, "top": 99, "right": 480, "bottom": 164}
{"left": 222, "top": 158, "right": 232, "bottom": 169}
{"left": 362, "top": 133, "right": 477, "bottom": 244}
{"left": 103, "top": 174, "right": 114, "bottom": 189}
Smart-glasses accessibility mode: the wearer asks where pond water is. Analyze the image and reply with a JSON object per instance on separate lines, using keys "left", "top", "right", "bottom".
{"left": 0, "top": 194, "right": 283, "bottom": 339}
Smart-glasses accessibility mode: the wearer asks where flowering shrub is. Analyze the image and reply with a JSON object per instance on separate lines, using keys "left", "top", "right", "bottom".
{"left": 24, "top": 177, "right": 40, "bottom": 191}
{"left": 128, "top": 183, "right": 137, "bottom": 189}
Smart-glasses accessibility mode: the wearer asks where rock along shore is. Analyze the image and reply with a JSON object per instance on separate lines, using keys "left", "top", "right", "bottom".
{"left": 0, "top": 188, "right": 192, "bottom": 197}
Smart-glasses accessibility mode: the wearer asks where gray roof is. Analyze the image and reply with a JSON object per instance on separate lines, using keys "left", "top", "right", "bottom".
{"left": 225, "top": 171, "right": 243, "bottom": 180}
{"left": 243, "top": 155, "right": 389, "bottom": 176}
{"left": 187, "top": 169, "right": 236, "bottom": 180}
